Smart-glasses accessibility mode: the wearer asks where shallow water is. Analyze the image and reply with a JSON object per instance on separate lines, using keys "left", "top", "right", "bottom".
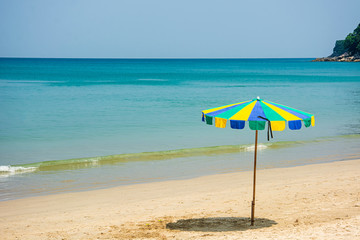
{"left": 1, "top": 135, "right": 359, "bottom": 201}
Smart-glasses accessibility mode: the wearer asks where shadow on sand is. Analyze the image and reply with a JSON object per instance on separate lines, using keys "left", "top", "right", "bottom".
{"left": 166, "top": 217, "right": 277, "bottom": 232}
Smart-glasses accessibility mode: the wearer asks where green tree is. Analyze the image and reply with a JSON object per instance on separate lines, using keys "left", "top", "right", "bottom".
{"left": 331, "top": 40, "right": 346, "bottom": 56}
{"left": 344, "top": 24, "right": 360, "bottom": 55}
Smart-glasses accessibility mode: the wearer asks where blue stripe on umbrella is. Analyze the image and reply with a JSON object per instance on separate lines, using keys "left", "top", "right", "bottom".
{"left": 230, "top": 120, "right": 245, "bottom": 129}
{"left": 248, "top": 101, "right": 267, "bottom": 121}
{"left": 289, "top": 120, "right": 302, "bottom": 130}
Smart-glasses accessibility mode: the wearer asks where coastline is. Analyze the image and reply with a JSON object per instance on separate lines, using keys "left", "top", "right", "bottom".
{"left": 1, "top": 135, "right": 360, "bottom": 202}
{"left": 1, "top": 159, "right": 359, "bottom": 239}
{"left": 312, "top": 54, "right": 360, "bottom": 62}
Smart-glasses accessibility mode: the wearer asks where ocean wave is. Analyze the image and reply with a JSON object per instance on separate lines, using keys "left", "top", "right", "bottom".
{"left": 0, "top": 165, "right": 38, "bottom": 177}
{"left": 245, "top": 144, "right": 268, "bottom": 151}
{"left": 6, "top": 144, "right": 266, "bottom": 173}
{"left": 3, "top": 135, "right": 355, "bottom": 175}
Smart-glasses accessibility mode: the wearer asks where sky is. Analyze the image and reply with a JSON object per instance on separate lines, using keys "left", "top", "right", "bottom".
{"left": 0, "top": 0, "right": 359, "bottom": 58}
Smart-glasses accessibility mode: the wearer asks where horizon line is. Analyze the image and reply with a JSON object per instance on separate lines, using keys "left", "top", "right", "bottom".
{"left": 0, "top": 57, "right": 317, "bottom": 60}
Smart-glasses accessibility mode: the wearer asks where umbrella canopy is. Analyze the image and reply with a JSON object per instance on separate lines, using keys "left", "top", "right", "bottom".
{"left": 202, "top": 97, "right": 315, "bottom": 131}
{"left": 201, "top": 97, "right": 315, "bottom": 225}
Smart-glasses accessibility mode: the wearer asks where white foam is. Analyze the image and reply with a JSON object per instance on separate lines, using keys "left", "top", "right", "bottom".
{"left": 0, "top": 165, "right": 38, "bottom": 177}
{"left": 245, "top": 144, "right": 268, "bottom": 152}
{"left": 83, "top": 159, "right": 99, "bottom": 167}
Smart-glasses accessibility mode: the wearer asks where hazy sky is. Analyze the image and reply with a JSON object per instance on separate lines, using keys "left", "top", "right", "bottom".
{"left": 0, "top": 0, "right": 359, "bottom": 58}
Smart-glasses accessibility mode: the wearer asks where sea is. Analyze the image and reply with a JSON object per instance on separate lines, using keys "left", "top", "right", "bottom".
{"left": 0, "top": 58, "right": 359, "bottom": 201}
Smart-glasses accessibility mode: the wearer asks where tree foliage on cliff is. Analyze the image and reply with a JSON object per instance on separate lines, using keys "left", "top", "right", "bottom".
{"left": 331, "top": 40, "right": 346, "bottom": 57}
{"left": 344, "top": 23, "right": 360, "bottom": 55}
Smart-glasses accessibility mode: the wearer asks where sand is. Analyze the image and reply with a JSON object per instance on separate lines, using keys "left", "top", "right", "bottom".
{"left": 1, "top": 159, "right": 360, "bottom": 240}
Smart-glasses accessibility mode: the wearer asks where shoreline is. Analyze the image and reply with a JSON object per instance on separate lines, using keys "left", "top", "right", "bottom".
{"left": 3, "top": 134, "right": 359, "bottom": 174}
{"left": 1, "top": 135, "right": 359, "bottom": 202}
{"left": 1, "top": 159, "right": 359, "bottom": 239}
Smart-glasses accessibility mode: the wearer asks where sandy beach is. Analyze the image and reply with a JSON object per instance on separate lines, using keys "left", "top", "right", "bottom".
{"left": 1, "top": 159, "right": 360, "bottom": 240}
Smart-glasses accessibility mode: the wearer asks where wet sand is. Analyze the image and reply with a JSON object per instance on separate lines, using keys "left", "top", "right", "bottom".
{"left": 1, "top": 159, "right": 360, "bottom": 239}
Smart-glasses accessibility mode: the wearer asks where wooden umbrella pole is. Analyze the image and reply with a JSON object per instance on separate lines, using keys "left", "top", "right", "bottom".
{"left": 251, "top": 130, "right": 258, "bottom": 226}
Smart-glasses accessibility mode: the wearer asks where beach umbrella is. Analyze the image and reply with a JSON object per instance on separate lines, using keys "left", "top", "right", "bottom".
{"left": 201, "top": 97, "right": 315, "bottom": 225}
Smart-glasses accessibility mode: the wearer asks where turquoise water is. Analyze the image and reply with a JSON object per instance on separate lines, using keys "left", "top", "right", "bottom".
{"left": 0, "top": 58, "right": 360, "bottom": 200}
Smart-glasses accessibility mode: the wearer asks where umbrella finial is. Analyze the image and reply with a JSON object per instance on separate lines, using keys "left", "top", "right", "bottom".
{"left": 257, "top": 96, "right": 260, "bottom": 100}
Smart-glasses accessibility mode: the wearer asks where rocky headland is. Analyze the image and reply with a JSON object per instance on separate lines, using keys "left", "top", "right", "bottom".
{"left": 313, "top": 23, "right": 360, "bottom": 62}
{"left": 312, "top": 53, "right": 360, "bottom": 62}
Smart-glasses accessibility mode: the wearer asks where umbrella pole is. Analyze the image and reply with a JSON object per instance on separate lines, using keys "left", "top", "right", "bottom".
{"left": 251, "top": 130, "right": 258, "bottom": 226}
